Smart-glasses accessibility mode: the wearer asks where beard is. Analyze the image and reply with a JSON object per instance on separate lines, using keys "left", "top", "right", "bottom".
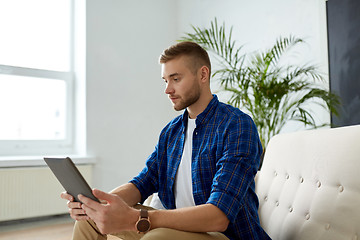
{"left": 172, "top": 81, "right": 201, "bottom": 111}
{"left": 173, "top": 93, "right": 200, "bottom": 111}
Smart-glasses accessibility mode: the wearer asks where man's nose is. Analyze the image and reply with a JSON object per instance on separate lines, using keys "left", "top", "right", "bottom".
{"left": 165, "top": 83, "right": 174, "bottom": 95}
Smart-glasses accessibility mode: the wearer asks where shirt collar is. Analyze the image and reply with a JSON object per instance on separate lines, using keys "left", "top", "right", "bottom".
{"left": 181, "top": 94, "right": 219, "bottom": 127}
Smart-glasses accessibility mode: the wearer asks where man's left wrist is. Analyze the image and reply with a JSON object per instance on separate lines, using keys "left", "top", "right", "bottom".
{"left": 135, "top": 209, "right": 151, "bottom": 233}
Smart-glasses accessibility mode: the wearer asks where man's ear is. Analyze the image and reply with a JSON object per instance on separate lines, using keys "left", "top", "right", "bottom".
{"left": 199, "top": 66, "right": 210, "bottom": 83}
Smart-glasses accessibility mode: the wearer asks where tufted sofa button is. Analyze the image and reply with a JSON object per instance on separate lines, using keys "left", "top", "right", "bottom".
{"left": 305, "top": 213, "right": 310, "bottom": 220}
{"left": 316, "top": 181, "right": 321, "bottom": 188}
{"left": 264, "top": 196, "right": 268, "bottom": 201}
{"left": 275, "top": 201, "right": 279, "bottom": 207}
{"left": 339, "top": 185, "right": 344, "bottom": 192}
{"left": 285, "top": 174, "right": 289, "bottom": 179}
{"left": 274, "top": 171, "right": 278, "bottom": 177}
{"left": 300, "top": 177, "right": 304, "bottom": 183}
{"left": 289, "top": 207, "right": 293, "bottom": 213}
{"left": 325, "top": 224, "right": 330, "bottom": 230}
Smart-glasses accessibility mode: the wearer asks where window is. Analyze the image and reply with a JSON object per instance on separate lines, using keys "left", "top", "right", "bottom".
{"left": 0, "top": 0, "right": 75, "bottom": 156}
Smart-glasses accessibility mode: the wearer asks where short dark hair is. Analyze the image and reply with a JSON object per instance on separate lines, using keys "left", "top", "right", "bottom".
{"left": 159, "top": 41, "right": 211, "bottom": 76}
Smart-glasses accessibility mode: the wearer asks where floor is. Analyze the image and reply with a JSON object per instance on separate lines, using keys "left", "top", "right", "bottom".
{"left": 0, "top": 215, "right": 118, "bottom": 240}
{"left": 0, "top": 215, "right": 74, "bottom": 240}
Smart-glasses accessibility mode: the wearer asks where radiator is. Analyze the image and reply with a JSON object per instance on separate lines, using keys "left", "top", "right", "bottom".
{"left": 0, "top": 165, "right": 93, "bottom": 222}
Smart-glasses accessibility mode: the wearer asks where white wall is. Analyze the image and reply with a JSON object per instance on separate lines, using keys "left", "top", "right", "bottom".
{"left": 86, "top": 0, "right": 178, "bottom": 190}
{"left": 86, "top": 0, "right": 330, "bottom": 191}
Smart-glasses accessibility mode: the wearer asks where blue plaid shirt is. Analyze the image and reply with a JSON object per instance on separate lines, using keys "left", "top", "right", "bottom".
{"left": 130, "top": 95, "right": 271, "bottom": 240}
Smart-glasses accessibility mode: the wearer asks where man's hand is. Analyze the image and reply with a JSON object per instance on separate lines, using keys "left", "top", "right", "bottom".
{"left": 79, "top": 189, "right": 139, "bottom": 234}
{"left": 60, "top": 192, "right": 89, "bottom": 221}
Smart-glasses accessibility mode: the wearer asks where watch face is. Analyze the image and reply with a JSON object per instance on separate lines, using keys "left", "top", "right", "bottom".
{"left": 137, "top": 219, "right": 150, "bottom": 232}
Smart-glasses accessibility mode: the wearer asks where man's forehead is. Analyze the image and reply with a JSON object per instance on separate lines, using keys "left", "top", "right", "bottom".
{"left": 161, "top": 62, "right": 183, "bottom": 78}
{"left": 161, "top": 71, "right": 181, "bottom": 79}
{"left": 161, "top": 56, "right": 191, "bottom": 77}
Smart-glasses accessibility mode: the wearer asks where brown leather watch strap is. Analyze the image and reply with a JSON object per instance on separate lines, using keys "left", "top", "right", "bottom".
{"left": 136, "top": 209, "right": 151, "bottom": 233}
{"left": 140, "top": 209, "right": 148, "bottom": 218}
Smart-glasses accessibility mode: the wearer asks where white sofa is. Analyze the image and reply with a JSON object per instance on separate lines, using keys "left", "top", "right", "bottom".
{"left": 256, "top": 125, "right": 360, "bottom": 240}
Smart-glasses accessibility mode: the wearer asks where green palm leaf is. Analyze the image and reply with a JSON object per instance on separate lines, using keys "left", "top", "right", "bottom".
{"left": 180, "top": 18, "right": 340, "bottom": 148}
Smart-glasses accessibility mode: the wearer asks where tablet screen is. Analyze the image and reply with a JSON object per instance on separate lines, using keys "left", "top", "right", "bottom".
{"left": 44, "top": 157, "right": 99, "bottom": 203}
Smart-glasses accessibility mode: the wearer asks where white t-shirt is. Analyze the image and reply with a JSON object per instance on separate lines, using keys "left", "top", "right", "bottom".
{"left": 174, "top": 117, "right": 196, "bottom": 208}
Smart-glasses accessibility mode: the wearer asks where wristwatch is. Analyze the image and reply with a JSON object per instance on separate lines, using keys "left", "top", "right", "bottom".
{"left": 135, "top": 209, "right": 151, "bottom": 233}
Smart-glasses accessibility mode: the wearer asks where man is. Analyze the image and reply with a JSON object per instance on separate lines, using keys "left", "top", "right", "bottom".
{"left": 61, "top": 41, "right": 271, "bottom": 240}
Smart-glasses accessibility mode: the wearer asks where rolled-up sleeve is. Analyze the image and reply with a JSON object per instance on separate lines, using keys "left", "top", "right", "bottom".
{"left": 206, "top": 114, "right": 262, "bottom": 222}
{"left": 129, "top": 146, "right": 159, "bottom": 203}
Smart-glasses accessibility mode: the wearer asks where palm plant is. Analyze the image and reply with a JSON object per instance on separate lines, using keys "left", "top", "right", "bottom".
{"left": 181, "top": 18, "right": 340, "bottom": 148}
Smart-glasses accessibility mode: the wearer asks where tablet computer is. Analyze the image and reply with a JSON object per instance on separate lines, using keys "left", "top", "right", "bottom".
{"left": 44, "top": 157, "right": 99, "bottom": 203}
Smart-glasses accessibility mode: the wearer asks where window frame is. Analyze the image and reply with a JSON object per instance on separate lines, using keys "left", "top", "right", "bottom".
{"left": 0, "top": 0, "right": 76, "bottom": 157}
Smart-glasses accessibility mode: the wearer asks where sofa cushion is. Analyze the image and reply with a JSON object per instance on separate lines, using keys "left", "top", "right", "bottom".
{"left": 256, "top": 125, "right": 360, "bottom": 240}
